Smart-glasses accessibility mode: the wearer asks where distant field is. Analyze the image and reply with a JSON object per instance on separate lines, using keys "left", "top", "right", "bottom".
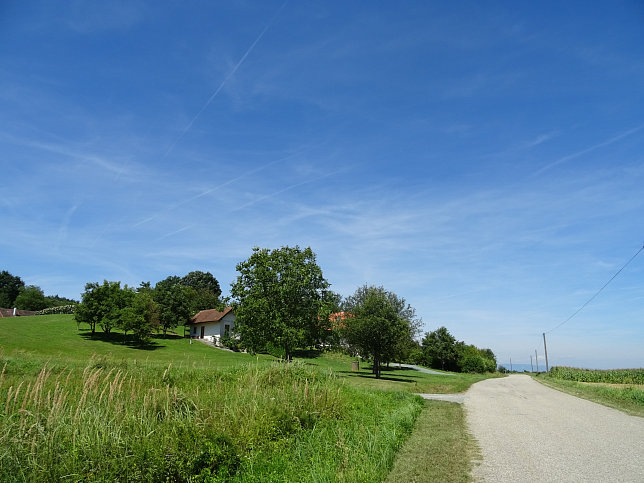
{"left": 536, "top": 366, "right": 644, "bottom": 417}
{"left": 0, "top": 315, "right": 492, "bottom": 481}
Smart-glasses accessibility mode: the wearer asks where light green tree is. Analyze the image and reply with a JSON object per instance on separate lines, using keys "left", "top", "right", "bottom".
{"left": 341, "top": 285, "right": 419, "bottom": 378}
{"left": 231, "top": 246, "right": 329, "bottom": 360}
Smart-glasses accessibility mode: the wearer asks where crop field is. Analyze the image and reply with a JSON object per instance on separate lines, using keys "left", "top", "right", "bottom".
{"left": 0, "top": 314, "right": 491, "bottom": 481}
{"left": 548, "top": 366, "right": 644, "bottom": 385}
{"left": 538, "top": 366, "right": 644, "bottom": 417}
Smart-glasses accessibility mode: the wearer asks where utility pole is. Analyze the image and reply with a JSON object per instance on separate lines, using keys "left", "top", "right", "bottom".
{"left": 542, "top": 332, "right": 550, "bottom": 372}
{"left": 510, "top": 357, "right": 513, "bottom": 372}
{"left": 530, "top": 354, "right": 533, "bottom": 373}
{"left": 535, "top": 349, "right": 539, "bottom": 372}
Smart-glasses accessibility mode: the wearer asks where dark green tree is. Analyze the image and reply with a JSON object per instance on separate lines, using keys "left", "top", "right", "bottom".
{"left": 181, "top": 271, "right": 221, "bottom": 297}
{"left": 341, "top": 285, "right": 419, "bottom": 378}
{"left": 421, "top": 326, "right": 459, "bottom": 371}
{"left": 154, "top": 276, "right": 194, "bottom": 336}
{"left": 0, "top": 270, "right": 24, "bottom": 308}
{"left": 230, "top": 246, "right": 329, "bottom": 360}
{"left": 180, "top": 271, "right": 222, "bottom": 313}
{"left": 14, "top": 285, "right": 48, "bottom": 311}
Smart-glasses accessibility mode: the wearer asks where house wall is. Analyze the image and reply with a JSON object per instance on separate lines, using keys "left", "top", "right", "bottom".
{"left": 191, "top": 313, "right": 236, "bottom": 343}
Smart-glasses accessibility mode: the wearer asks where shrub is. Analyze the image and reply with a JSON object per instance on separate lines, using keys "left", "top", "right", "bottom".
{"left": 36, "top": 304, "right": 77, "bottom": 315}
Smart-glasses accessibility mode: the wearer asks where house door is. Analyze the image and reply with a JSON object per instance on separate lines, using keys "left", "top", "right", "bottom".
{"left": 200, "top": 326, "right": 205, "bottom": 339}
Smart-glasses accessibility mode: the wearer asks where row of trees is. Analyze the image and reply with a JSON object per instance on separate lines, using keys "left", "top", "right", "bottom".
{"left": 0, "top": 270, "right": 77, "bottom": 311}
{"left": 74, "top": 271, "right": 222, "bottom": 344}
{"left": 229, "top": 246, "right": 496, "bottom": 376}
{"left": 229, "top": 246, "right": 421, "bottom": 378}
{"left": 412, "top": 326, "right": 497, "bottom": 373}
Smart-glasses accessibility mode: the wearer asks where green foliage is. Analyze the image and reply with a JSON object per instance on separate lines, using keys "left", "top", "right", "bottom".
{"left": 0, "top": 270, "right": 24, "bottom": 308}
{"left": 421, "top": 326, "right": 459, "bottom": 371}
{"left": 231, "top": 246, "right": 330, "bottom": 360}
{"left": 420, "top": 327, "right": 496, "bottom": 373}
{"left": 154, "top": 276, "right": 194, "bottom": 335}
{"left": 548, "top": 366, "right": 644, "bottom": 384}
{"left": 75, "top": 280, "right": 128, "bottom": 336}
{"left": 74, "top": 281, "right": 157, "bottom": 342}
{"left": 457, "top": 343, "right": 497, "bottom": 373}
{"left": 341, "top": 285, "right": 419, "bottom": 378}
{"left": 13, "top": 285, "right": 48, "bottom": 311}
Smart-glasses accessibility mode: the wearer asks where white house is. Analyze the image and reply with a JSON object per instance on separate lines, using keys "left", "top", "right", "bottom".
{"left": 187, "top": 307, "right": 235, "bottom": 344}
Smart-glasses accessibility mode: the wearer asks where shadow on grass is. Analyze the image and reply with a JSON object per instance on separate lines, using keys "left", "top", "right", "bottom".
{"left": 337, "top": 365, "right": 422, "bottom": 383}
{"left": 291, "top": 349, "right": 324, "bottom": 359}
{"left": 77, "top": 330, "right": 173, "bottom": 351}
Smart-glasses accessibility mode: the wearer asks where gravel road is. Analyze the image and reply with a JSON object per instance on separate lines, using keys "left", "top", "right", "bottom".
{"left": 465, "top": 375, "right": 644, "bottom": 482}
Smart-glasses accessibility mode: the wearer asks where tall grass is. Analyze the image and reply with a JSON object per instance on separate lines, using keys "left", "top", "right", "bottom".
{"left": 0, "top": 357, "right": 423, "bottom": 481}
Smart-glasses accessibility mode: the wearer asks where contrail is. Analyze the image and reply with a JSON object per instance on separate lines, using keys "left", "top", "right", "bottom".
{"left": 231, "top": 168, "right": 345, "bottom": 213}
{"left": 133, "top": 148, "right": 304, "bottom": 227}
{"left": 162, "top": 1, "right": 288, "bottom": 158}
{"left": 534, "top": 124, "right": 644, "bottom": 176}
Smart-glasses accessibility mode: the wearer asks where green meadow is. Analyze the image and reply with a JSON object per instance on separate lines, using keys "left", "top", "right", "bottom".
{"left": 0, "top": 315, "right": 489, "bottom": 481}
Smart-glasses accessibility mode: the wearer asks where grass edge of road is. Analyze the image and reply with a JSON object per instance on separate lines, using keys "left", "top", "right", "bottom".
{"left": 533, "top": 375, "right": 644, "bottom": 417}
{"left": 385, "top": 399, "right": 478, "bottom": 482}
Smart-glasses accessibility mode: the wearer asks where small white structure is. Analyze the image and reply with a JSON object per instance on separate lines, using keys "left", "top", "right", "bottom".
{"left": 187, "top": 307, "right": 235, "bottom": 345}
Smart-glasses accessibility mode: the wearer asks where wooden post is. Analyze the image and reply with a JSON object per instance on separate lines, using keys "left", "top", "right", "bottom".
{"left": 542, "top": 332, "right": 550, "bottom": 372}
{"left": 535, "top": 349, "right": 539, "bottom": 372}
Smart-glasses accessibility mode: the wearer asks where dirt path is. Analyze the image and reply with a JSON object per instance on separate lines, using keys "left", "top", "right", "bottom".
{"left": 465, "top": 374, "right": 644, "bottom": 482}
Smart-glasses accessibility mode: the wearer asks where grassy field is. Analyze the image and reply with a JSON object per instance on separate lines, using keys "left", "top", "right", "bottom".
{"left": 536, "top": 367, "right": 644, "bottom": 417}
{"left": 0, "top": 315, "right": 490, "bottom": 481}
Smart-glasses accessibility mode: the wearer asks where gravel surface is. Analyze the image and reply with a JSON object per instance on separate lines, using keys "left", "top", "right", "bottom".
{"left": 465, "top": 374, "right": 644, "bottom": 482}
{"left": 397, "top": 363, "right": 451, "bottom": 375}
{"left": 418, "top": 393, "right": 466, "bottom": 403}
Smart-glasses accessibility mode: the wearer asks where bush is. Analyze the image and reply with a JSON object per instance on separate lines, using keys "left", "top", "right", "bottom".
{"left": 36, "top": 304, "right": 77, "bottom": 315}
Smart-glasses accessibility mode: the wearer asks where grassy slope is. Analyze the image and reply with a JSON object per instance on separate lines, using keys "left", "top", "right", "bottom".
{"left": 1, "top": 315, "right": 491, "bottom": 481}
{"left": 0, "top": 313, "right": 271, "bottom": 370}
{"left": 535, "top": 374, "right": 644, "bottom": 417}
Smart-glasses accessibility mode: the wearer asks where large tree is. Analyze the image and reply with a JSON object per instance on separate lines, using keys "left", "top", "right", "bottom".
{"left": 153, "top": 276, "right": 194, "bottom": 336}
{"left": 0, "top": 270, "right": 24, "bottom": 308}
{"left": 421, "top": 326, "right": 459, "bottom": 371}
{"left": 180, "top": 270, "right": 222, "bottom": 313}
{"left": 75, "top": 280, "right": 130, "bottom": 336}
{"left": 230, "top": 246, "right": 329, "bottom": 360}
{"left": 14, "top": 285, "right": 48, "bottom": 311}
{"left": 341, "top": 285, "right": 419, "bottom": 378}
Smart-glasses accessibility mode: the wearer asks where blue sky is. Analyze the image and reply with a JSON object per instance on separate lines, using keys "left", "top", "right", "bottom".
{"left": 2, "top": 1, "right": 643, "bottom": 369}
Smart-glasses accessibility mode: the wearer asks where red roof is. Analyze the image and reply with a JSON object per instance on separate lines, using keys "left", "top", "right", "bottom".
{"left": 189, "top": 307, "right": 233, "bottom": 324}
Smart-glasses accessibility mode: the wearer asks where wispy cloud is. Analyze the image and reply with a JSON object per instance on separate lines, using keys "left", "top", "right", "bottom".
{"left": 163, "top": 1, "right": 288, "bottom": 158}
{"left": 534, "top": 124, "right": 644, "bottom": 176}
{"left": 2, "top": 134, "right": 131, "bottom": 177}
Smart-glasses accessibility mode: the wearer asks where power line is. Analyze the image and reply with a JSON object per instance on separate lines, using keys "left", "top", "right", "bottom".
{"left": 546, "top": 243, "right": 644, "bottom": 334}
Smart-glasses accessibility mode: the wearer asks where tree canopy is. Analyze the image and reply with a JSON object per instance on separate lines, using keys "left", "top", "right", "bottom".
{"left": 0, "top": 270, "right": 25, "bottom": 308}
{"left": 153, "top": 276, "right": 194, "bottom": 336}
{"left": 230, "top": 246, "right": 330, "bottom": 360}
{"left": 420, "top": 326, "right": 496, "bottom": 373}
{"left": 14, "top": 285, "right": 48, "bottom": 311}
{"left": 341, "top": 285, "right": 420, "bottom": 378}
